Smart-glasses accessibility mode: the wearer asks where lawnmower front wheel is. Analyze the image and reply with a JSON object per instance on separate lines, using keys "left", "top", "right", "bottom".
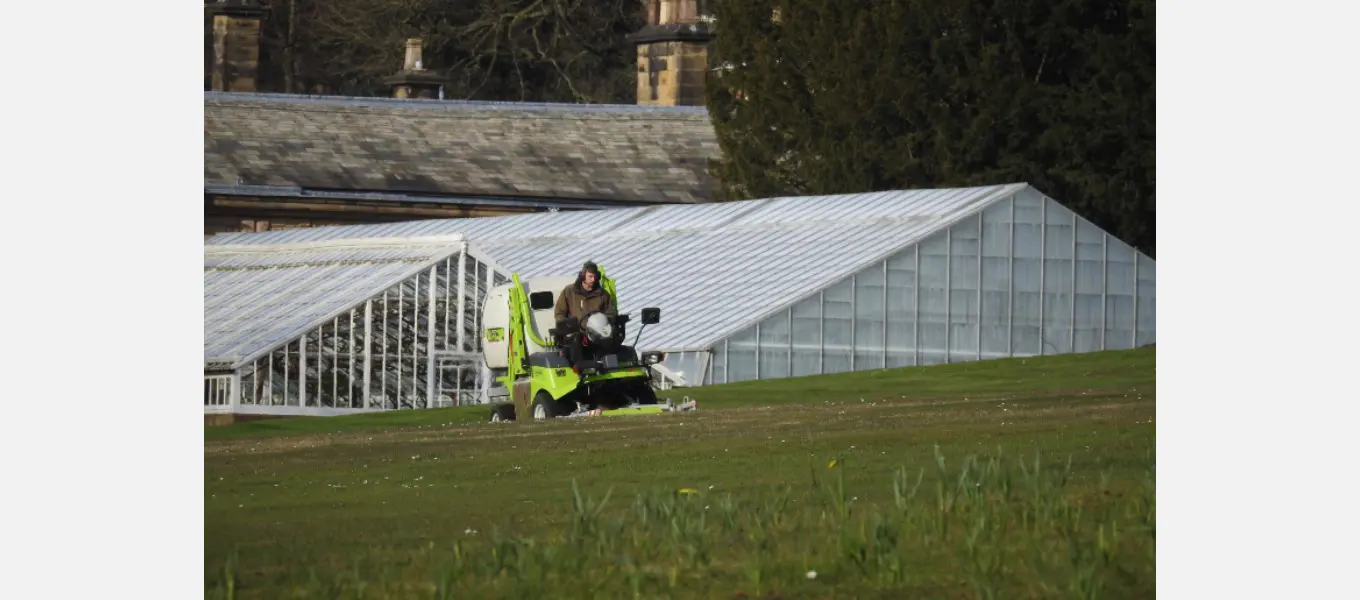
{"left": 531, "top": 391, "right": 566, "bottom": 420}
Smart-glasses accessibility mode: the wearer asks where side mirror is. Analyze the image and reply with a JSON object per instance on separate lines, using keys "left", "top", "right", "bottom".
{"left": 529, "top": 291, "right": 555, "bottom": 311}
{"left": 641, "top": 307, "right": 661, "bottom": 325}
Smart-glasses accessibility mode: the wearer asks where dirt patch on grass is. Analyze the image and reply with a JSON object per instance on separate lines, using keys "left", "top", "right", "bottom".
{"left": 206, "top": 388, "right": 1153, "bottom": 458}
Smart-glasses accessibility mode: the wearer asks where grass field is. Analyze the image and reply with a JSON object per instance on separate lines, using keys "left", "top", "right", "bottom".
{"left": 205, "top": 346, "right": 1155, "bottom": 599}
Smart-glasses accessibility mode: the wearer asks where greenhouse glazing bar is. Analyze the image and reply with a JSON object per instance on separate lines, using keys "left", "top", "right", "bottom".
{"left": 426, "top": 265, "right": 438, "bottom": 408}
{"left": 397, "top": 283, "right": 404, "bottom": 409}
{"left": 364, "top": 299, "right": 373, "bottom": 408}
{"left": 332, "top": 317, "right": 339, "bottom": 406}
{"left": 818, "top": 290, "right": 825, "bottom": 374}
{"left": 456, "top": 249, "right": 467, "bottom": 351}
{"left": 224, "top": 249, "right": 510, "bottom": 413}
{"left": 1101, "top": 230, "right": 1108, "bottom": 351}
{"left": 977, "top": 214, "right": 984, "bottom": 361}
{"left": 1132, "top": 250, "right": 1139, "bottom": 349}
{"left": 1008, "top": 196, "right": 1015, "bottom": 354}
{"left": 1039, "top": 196, "right": 1046, "bottom": 352}
{"left": 883, "top": 259, "right": 890, "bottom": 369}
{"left": 349, "top": 311, "right": 355, "bottom": 406}
{"left": 299, "top": 336, "right": 307, "bottom": 406}
{"left": 849, "top": 273, "right": 856, "bottom": 372}
{"left": 381, "top": 292, "right": 389, "bottom": 406}
{"left": 1070, "top": 210, "right": 1078, "bottom": 352}
{"left": 914, "top": 243, "right": 921, "bottom": 366}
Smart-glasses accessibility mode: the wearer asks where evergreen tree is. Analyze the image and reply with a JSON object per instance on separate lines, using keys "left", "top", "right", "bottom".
{"left": 705, "top": 0, "right": 1155, "bottom": 255}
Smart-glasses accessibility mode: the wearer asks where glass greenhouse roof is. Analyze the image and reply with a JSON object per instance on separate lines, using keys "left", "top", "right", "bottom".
{"left": 205, "top": 184, "right": 1028, "bottom": 359}
{"left": 204, "top": 236, "right": 468, "bottom": 367}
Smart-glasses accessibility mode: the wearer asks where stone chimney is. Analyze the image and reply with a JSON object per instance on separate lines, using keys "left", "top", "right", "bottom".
{"left": 627, "top": 0, "right": 714, "bottom": 106}
{"left": 206, "top": 0, "right": 269, "bottom": 93}
{"left": 383, "top": 38, "right": 445, "bottom": 99}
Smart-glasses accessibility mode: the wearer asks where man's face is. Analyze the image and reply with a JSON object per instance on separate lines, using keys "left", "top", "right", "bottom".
{"left": 583, "top": 271, "right": 597, "bottom": 289}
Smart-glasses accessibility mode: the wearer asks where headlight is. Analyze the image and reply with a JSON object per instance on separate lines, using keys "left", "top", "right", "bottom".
{"left": 642, "top": 351, "right": 665, "bottom": 365}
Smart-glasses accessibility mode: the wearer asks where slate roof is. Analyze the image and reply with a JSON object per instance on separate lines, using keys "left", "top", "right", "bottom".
{"left": 203, "top": 92, "right": 721, "bottom": 204}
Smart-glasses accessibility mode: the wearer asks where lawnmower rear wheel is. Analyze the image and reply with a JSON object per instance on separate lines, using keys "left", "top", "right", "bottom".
{"left": 489, "top": 403, "right": 516, "bottom": 422}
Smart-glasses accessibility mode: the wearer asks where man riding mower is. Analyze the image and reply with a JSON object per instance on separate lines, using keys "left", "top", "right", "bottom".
{"left": 554, "top": 261, "right": 620, "bottom": 374}
{"left": 480, "top": 261, "right": 697, "bottom": 421}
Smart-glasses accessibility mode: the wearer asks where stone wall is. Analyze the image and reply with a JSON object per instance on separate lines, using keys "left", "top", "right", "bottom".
{"left": 636, "top": 41, "right": 710, "bottom": 106}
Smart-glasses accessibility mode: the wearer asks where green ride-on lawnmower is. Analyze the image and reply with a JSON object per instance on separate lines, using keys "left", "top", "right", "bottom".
{"left": 480, "top": 266, "right": 697, "bottom": 422}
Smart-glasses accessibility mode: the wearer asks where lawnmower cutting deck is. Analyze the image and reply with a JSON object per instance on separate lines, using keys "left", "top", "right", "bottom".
{"left": 480, "top": 266, "right": 697, "bottom": 422}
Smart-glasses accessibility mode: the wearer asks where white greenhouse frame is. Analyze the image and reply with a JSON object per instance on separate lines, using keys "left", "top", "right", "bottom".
{"left": 691, "top": 187, "right": 1154, "bottom": 385}
{"left": 204, "top": 184, "right": 1155, "bottom": 417}
{"left": 204, "top": 236, "right": 511, "bottom": 417}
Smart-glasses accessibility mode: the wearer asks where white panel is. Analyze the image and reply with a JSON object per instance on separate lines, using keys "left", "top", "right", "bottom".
{"left": 758, "top": 311, "right": 791, "bottom": 379}
{"left": 709, "top": 340, "right": 726, "bottom": 385}
{"left": 918, "top": 233, "right": 949, "bottom": 364}
{"left": 822, "top": 283, "right": 853, "bottom": 373}
{"left": 854, "top": 263, "right": 885, "bottom": 369}
{"left": 1011, "top": 208, "right": 1042, "bottom": 355}
{"left": 980, "top": 198, "right": 1012, "bottom": 358}
{"left": 1013, "top": 188, "right": 1045, "bottom": 225}
{"left": 662, "top": 351, "right": 699, "bottom": 388}
{"left": 1043, "top": 201, "right": 1074, "bottom": 354}
{"left": 949, "top": 215, "right": 981, "bottom": 361}
{"left": 791, "top": 295, "right": 821, "bottom": 376}
{"left": 886, "top": 247, "right": 917, "bottom": 368}
{"left": 1105, "top": 237, "right": 1136, "bottom": 349}
{"left": 1136, "top": 253, "right": 1156, "bottom": 346}
{"left": 727, "top": 326, "right": 758, "bottom": 383}
{"left": 1074, "top": 218, "right": 1106, "bottom": 352}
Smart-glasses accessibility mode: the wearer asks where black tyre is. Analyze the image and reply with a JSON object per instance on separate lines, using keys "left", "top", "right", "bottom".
{"left": 489, "top": 403, "right": 516, "bottom": 422}
{"left": 531, "top": 391, "right": 565, "bottom": 420}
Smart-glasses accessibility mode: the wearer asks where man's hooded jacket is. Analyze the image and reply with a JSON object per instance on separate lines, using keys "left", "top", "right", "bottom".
{"left": 554, "top": 263, "right": 615, "bottom": 323}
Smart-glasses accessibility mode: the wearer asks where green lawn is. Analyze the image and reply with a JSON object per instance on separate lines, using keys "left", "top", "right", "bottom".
{"left": 205, "top": 347, "right": 1155, "bottom": 599}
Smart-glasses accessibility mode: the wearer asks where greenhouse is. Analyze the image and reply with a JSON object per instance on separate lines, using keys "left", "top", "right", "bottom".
{"left": 204, "top": 237, "right": 511, "bottom": 418}
{"left": 204, "top": 183, "right": 1156, "bottom": 417}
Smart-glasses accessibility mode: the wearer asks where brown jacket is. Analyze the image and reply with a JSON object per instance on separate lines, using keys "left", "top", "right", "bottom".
{"left": 554, "top": 280, "right": 615, "bottom": 322}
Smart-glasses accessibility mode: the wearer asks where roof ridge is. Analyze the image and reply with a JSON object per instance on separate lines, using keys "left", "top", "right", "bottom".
{"left": 205, "top": 184, "right": 1029, "bottom": 247}
{"left": 472, "top": 211, "right": 951, "bottom": 247}
{"left": 205, "top": 234, "right": 467, "bottom": 254}
{"left": 206, "top": 102, "right": 713, "bottom": 122}
{"left": 205, "top": 92, "right": 712, "bottom": 117}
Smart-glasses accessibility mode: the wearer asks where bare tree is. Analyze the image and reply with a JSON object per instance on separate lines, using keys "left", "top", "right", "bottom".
{"left": 229, "top": 0, "right": 643, "bottom": 101}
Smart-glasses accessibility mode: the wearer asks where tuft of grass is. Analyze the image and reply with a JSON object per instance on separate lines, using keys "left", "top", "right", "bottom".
{"left": 678, "top": 346, "right": 1154, "bottom": 409}
{"left": 206, "top": 347, "right": 1155, "bottom": 598}
{"left": 212, "top": 448, "right": 1150, "bottom": 599}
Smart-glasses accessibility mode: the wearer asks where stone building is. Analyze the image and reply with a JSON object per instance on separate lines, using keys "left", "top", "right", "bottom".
{"left": 203, "top": 0, "right": 721, "bottom": 237}
{"left": 630, "top": 0, "right": 715, "bottom": 106}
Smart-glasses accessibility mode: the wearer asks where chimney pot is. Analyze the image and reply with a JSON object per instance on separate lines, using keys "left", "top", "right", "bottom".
{"left": 206, "top": 0, "right": 269, "bottom": 92}
{"left": 404, "top": 38, "right": 424, "bottom": 71}
{"left": 385, "top": 36, "right": 443, "bottom": 98}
